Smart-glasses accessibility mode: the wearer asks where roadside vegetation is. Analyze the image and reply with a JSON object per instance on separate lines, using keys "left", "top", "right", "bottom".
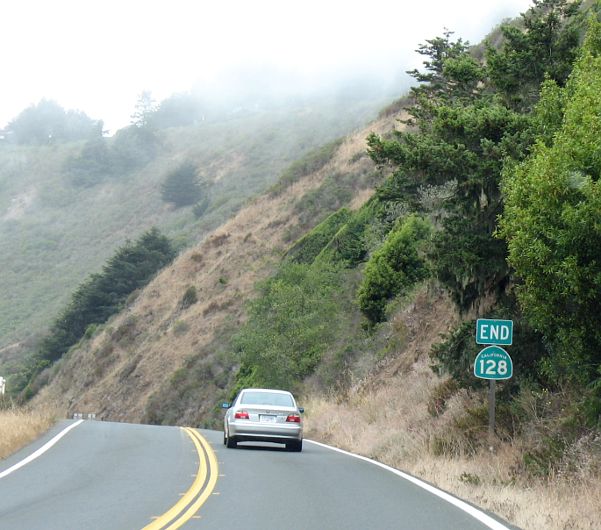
{"left": 0, "top": 398, "right": 58, "bottom": 460}
{"left": 304, "top": 320, "right": 601, "bottom": 530}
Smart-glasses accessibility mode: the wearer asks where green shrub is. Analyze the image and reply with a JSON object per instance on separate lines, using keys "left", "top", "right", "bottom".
{"left": 582, "top": 376, "right": 601, "bottom": 427}
{"left": 110, "top": 125, "right": 159, "bottom": 171}
{"left": 180, "top": 286, "right": 198, "bottom": 309}
{"left": 500, "top": 20, "right": 601, "bottom": 389}
{"left": 358, "top": 215, "right": 431, "bottom": 323}
{"left": 523, "top": 436, "right": 567, "bottom": 478}
{"left": 7, "top": 99, "right": 102, "bottom": 145}
{"left": 317, "top": 200, "right": 378, "bottom": 266}
{"left": 285, "top": 208, "right": 351, "bottom": 264}
{"left": 83, "top": 324, "right": 98, "bottom": 340}
{"left": 161, "top": 162, "right": 204, "bottom": 207}
{"left": 233, "top": 261, "right": 344, "bottom": 390}
{"left": 64, "top": 138, "right": 113, "bottom": 187}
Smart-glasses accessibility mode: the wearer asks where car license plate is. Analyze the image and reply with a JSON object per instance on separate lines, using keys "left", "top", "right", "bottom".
{"left": 260, "top": 415, "right": 276, "bottom": 423}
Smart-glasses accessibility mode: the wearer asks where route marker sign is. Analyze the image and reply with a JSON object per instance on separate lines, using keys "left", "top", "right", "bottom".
{"left": 474, "top": 319, "right": 515, "bottom": 444}
{"left": 476, "top": 319, "right": 513, "bottom": 346}
{"left": 474, "top": 346, "right": 513, "bottom": 380}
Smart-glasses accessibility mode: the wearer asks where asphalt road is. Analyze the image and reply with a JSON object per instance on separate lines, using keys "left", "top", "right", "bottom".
{"left": 0, "top": 420, "right": 516, "bottom": 530}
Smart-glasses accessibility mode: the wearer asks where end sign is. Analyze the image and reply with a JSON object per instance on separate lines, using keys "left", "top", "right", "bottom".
{"left": 476, "top": 319, "right": 513, "bottom": 346}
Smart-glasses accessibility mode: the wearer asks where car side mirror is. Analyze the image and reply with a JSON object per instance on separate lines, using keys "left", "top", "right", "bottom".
{"left": 221, "top": 402, "right": 231, "bottom": 409}
{"left": 298, "top": 407, "right": 304, "bottom": 414}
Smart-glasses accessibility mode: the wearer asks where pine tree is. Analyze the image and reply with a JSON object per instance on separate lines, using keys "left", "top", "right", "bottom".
{"left": 161, "top": 162, "right": 204, "bottom": 207}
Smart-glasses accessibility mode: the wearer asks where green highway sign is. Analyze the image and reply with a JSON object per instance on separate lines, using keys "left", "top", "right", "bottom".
{"left": 476, "top": 319, "right": 513, "bottom": 345}
{"left": 474, "top": 346, "right": 513, "bottom": 380}
{"left": 474, "top": 321, "right": 515, "bottom": 438}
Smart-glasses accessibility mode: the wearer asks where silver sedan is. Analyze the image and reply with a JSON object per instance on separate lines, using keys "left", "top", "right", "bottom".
{"left": 223, "top": 388, "right": 304, "bottom": 452}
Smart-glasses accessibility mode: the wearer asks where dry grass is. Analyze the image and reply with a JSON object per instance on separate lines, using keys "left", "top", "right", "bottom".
{"left": 0, "top": 403, "right": 59, "bottom": 460}
{"left": 302, "top": 286, "right": 601, "bottom": 530}
{"left": 304, "top": 357, "right": 601, "bottom": 530}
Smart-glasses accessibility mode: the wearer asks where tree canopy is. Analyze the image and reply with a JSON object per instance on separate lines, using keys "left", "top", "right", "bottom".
{"left": 6, "top": 99, "right": 102, "bottom": 145}
{"left": 500, "top": 17, "right": 601, "bottom": 388}
{"left": 18, "top": 228, "right": 174, "bottom": 398}
{"left": 366, "top": 0, "right": 585, "bottom": 310}
{"left": 161, "top": 162, "right": 206, "bottom": 207}
{"left": 486, "top": 0, "right": 582, "bottom": 111}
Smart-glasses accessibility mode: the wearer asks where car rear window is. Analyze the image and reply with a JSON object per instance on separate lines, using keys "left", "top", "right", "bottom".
{"left": 240, "top": 391, "right": 294, "bottom": 407}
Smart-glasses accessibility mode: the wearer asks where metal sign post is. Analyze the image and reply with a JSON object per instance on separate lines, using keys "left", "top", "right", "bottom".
{"left": 488, "top": 380, "right": 496, "bottom": 440}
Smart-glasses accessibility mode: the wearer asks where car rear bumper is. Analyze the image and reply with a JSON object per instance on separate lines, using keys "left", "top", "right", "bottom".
{"left": 228, "top": 421, "right": 303, "bottom": 442}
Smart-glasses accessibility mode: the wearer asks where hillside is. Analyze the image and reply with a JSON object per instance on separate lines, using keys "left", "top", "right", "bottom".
{"left": 32, "top": 110, "right": 398, "bottom": 422}
{"left": 304, "top": 286, "right": 600, "bottom": 529}
{"left": 0, "top": 90, "right": 391, "bottom": 373}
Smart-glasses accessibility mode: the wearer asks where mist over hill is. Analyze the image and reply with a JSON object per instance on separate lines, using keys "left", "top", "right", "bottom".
{"left": 0, "top": 80, "right": 401, "bottom": 371}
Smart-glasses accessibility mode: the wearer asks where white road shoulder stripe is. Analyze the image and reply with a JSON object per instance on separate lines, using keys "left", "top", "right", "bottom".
{"left": 0, "top": 419, "right": 84, "bottom": 479}
{"left": 306, "top": 439, "right": 512, "bottom": 530}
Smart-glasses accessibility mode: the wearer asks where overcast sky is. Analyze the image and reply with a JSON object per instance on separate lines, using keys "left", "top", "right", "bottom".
{"left": 1, "top": 0, "right": 533, "bottom": 133}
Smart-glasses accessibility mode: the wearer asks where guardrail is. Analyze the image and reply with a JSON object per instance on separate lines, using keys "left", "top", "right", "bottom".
{"left": 72, "top": 413, "right": 97, "bottom": 420}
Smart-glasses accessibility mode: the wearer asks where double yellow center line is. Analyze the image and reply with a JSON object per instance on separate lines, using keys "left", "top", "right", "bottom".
{"left": 143, "top": 428, "right": 219, "bottom": 530}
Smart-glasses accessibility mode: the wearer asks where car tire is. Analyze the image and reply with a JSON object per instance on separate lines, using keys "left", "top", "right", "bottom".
{"left": 223, "top": 431, "right": 227, "bottom": 446}
{"left": 287, "top": 440, "right": 302, "bottom": 452}
{"left": 226, "top": 435, "right": 237, "bottom": 449}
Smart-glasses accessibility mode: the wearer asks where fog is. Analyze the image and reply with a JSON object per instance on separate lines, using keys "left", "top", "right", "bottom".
{"left": 1, "top": 0, "right": 533, "bottom": 133}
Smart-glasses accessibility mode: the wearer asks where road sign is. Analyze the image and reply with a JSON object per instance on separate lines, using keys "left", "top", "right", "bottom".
{"left": 474, "top": 346, "right": 513, "bottom": 380}
{"left": 476, "top": 319, "right": 513, "bottom": 345}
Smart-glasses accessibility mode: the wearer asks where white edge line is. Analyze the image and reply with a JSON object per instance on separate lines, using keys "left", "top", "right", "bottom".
{"left": 306, "top": 439, "right": 512, "bottom": 530}
{"left": 0, "top": 419, "right": 84, "bottom": 479}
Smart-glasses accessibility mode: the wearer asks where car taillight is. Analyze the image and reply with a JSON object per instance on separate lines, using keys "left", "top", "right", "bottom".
{"left": 286, "top": 414, "right": 301, "bottom": 423}
{"left": 234, "top": 411, "right": 249, "bottom": 420}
